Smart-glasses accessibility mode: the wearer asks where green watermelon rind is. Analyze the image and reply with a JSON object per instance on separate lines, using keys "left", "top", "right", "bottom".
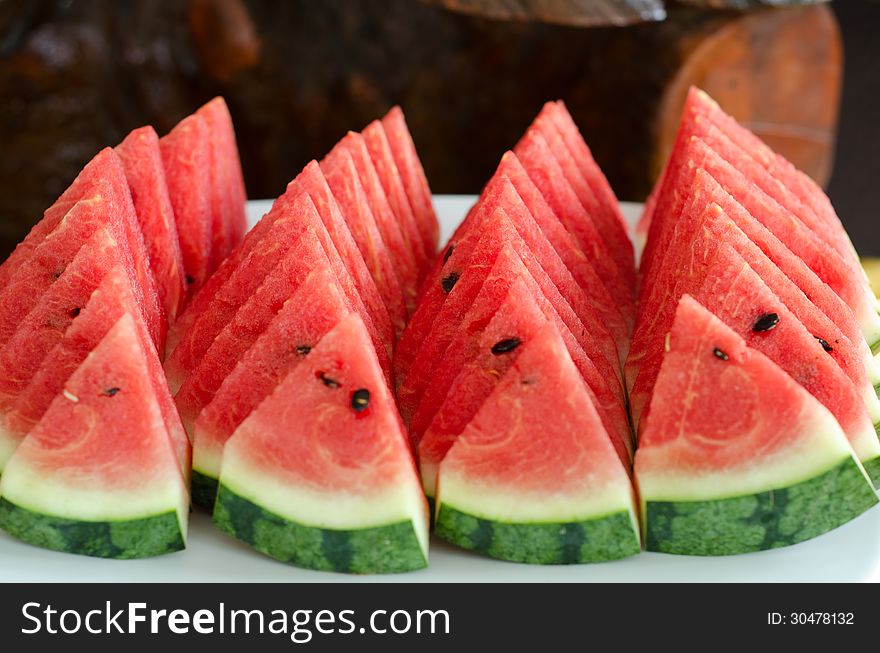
{"left": 434, "top": 504, "right": 641, "bottom": 565}
{"left": 0, "top": 497, "right": 184, "bottom": 559}
{"left": 213, "top": 484, "right": 428, "bottom": 574}
{"left": 863, "top": 455, "right": 880, "bottom": 488}
{"left": 191, "top": 469, "right": 219, "bottom": 509}
{"left": 645, "top": 457, "right": 878, "bottom": 556}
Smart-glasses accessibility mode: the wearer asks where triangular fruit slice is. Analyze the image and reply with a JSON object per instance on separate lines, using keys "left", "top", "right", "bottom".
{"left": 380, "top": 106, "right": 439, "bottom": 259}
{"left": 175, "top": 227, "right": 334, "bottom": 436}
{"left": 160, "top": 113, "right": 212, "bottom": 295}
{"left": 322, "top": 144, "right": 408, "bottom": 335}
{"left": 213, "top": 314, "right": 429, "bottom": 574}
{"left": 417, "top": 246, "right": 633, "bottom": 498}
{"left": 397, "top": 206, "right": 625, "bottom": 427}
{"left": 0, "top": 314, "right": 189, "bottom": 559}
{"left": 362, "top": 118, "right": 430, "bottom": 276}
{"left": 636, "top": 295, "right": 878, "bottom": 555}
{"left": 338, "top": 131, "right": 420, "bottom": 311}
{"left": 435, "top": 323, "right": 640, "bottom": 565}
{"left": 514, "top": 124, "right": 635, "bottom": 320}
{"left": 196, "top": 97, "right": 248, "bottom": 268}
{"left": 191, "top": 268, "right": 351, "bottom": 508}
{"left": 164, "top": 192, "right": 390, "bottom": 393}
{"left": 116, "top": 125, "right": 187, "bottom": 321}
{"left": 4, "top": 267, "right": 191, "bottom": 482}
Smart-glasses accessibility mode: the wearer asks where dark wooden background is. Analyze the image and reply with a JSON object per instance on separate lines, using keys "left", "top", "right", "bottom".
{"left": 0, "top": 0, "right": 877, "bottom": 255}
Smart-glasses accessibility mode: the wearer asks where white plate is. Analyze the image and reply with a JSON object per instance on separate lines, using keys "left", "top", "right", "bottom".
{"left": 1, "top": 196, "right": 878, "bottom": 583}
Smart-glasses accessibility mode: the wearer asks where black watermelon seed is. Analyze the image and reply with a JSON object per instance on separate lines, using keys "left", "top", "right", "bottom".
{"left": 318, "top": 372, "right": 340, "bottom": 389}
{"left": 295, "top": 345, "right": 312, "bottom": 356}
{"left": 752, "top": 312, "right": 779, "bottom": 333}
{"left": 443, "top": 244, "right": 455, "bottom": 264}
{"left": 103, "top": 387, "right": 121, "bottom": 397}
{"left": 185, "top": 275, "right": 196, "bottom": 286}
{"left": 351, "top": 388, "right": 371, "bottom": 412}
{"left": 713, "top": 347, "right": 729, "bottom": 361}
{"left": 491, "top": 337, "right": 521, "bottom": 355}
{"left": 815, "top": 336, "right": 834, "bottom": 353}
{"left": 68, "top": 307, "right": 81, "bottom": 319}
{"left": 441, "top": 272, "right": 460, "bottom": 293}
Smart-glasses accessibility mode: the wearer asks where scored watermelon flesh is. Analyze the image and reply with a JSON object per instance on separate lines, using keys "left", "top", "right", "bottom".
{"left": 192, "top": 267, "right": 352, "bottom": 504}
{"left": 396, "top": 207, "right": 626, "bottom": 432}
{"left": 0, "top": 314, "right": 189, "bottom": 559}
{"left": 214, "top": 313, "right": 428, "bottom": 573}
{"left": 174, "top": 228, "right": 335, "bottom": 435}
{"left": 160, "top": 114, "right": 213, "bottom": 296}
{"left": 196, "top": 97, "right": 248, "bottom": 269}
{"left": 635, "top": 295, "right": 878, "bottom": 555}
{"left": 435, "top": 322, "right": 639, "bottom": 564}
{"left": 417, "top": 244, "right": 633, "bottom": 498}
{"left": 116, "top": 125, "right": 187, "bottom": 321}
{"left": 321, "top": 144, "right": 408, "bottom": 335}
{"left": 3, "top": 267, "right": 191, "bottom": 481}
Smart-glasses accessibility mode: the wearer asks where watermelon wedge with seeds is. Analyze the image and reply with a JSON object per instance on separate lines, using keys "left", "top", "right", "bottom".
{"left": 160, "top": 114, "right": 213, "bottom": 296}
{"left": 213, "top": 314, "right": 429, "bottom": 574}
{"left": 116, "top": 125, "right": 187, "bottom": 321}
{"left": 0, "top": 314, "right": 189, "bottom": 559}
{"left": 192, "top": 268, "right": 351, "bottom": 508}
{"left": 435, "top": 323, "right": 640, "bottom": 565}
{"left": 635, "top": 295, "right": 878, "bottom": 556}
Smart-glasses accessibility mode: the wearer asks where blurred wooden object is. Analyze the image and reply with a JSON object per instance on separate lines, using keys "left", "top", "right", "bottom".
{"left": 678, "top": 0, "right": 826, "bottom": 8}
{"left": 421, "top": 0, "right": 666, "bottom": 26}
{"left": 655, "top": 3, "right": 841, "bottom": 186}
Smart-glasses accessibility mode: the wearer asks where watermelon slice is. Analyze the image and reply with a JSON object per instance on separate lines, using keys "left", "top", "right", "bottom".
{"left": 417, "top": 244, "right": 633, "bottom": 498}
{"left": 635, "top": 295, "right": 878, "bottom": 555}
{"left": 3, "top": 267, "right": 191, "bottom": 482}
{"left": 530, "top": 102, "right": 635, "bottom": 292}
{"left": 0, "top": 148, "right": 164, "bottom": 350}
{"left": 213, "top": 314, "right": 429, "bottom": 574}
{"left": 192, "top": 268, "right": 351, "bottom": 507}
{"left": 0, "top": 314, "right": 189, "bottom": 559}
{"left": 632, "top": 236, "right": 880, "bottom": 484}
{"left": 164, "top": 191, "right": 391, "bottom": 394}
{"left": 160, "top": 113, "right": 212, "bottom": 295}
{"left": 514, "top": 124, "right": 635, "bottom": 320}
{"left": 174, "top": 227, "right": 333, "bottom": 436}
{"left": 397, "top": 206, "right": 625, "bottom": 432}
{"left": 362, "top": 118, "right": 430, "bottom": 276}
{"left": 116, "top": 125, "right": 187, "bottom": 321}
{"left": 380, "top": 107, "right": 439, "bottom": 260}
{"left": 196, "top": 97, "right": 248, "bottom": 268}
{"left": 337, "top": 130, "right": 420, "bottom": 311}
{"left": 434, "top": 323, "right": 640, "bottom": 565}
{"left": 321, "top": 144, "right": 408, "bottom": 335}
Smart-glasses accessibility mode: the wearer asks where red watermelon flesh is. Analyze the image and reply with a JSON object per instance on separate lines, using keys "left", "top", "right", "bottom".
{"left": 396, "top": 208, "right": 626, "bottom": 429}
{"left": 394, "top": 170, "right": 625, "bottom": 394}
{"left": 362, "top": 119, "right": 430, "bottom": 275}
{"left": 193, "top": 267, "right": 352, "bottom": 484}
{"left": 337, "top": 131, "right": 420, "bottom": 312}
{"left": 116, "top": 125, "right": 187, "bottom": 320}
{"left": 174, "top": 228, "right": 339, "bottom": 435}
{"left": 164, "top": 191, "right": 390, "bottom": 393}
{"left": 546, "top": 101, "right": 631, "bottom": 240}
{"left": 411, "top": 266, "right": 633, "bottom": 474}
{"left": 632, "top": 242, "right": 880, "bottom": 471}
{"left": 514, "top": 126, "right": 635, "bottom": 319}
{"left": 4, "top": 268, "right": 191, "bottom": 481}
{"left": 321, "top": 145, "right": 408, "bottom": 336}
{"left": 196, "top": 97, "right": 248, "bottom": 268}
{"left": 381, "top": 106, "right": 439, "bottom": 259}
{"left": 418, "top": 271, "right": 632, "bottom": 498}
{"left": 627, "top": 171, "right": 878, "bottom": 427}
{"left": 531, "top": 102, "right": 635, "bottom": 292}
{"left": 160, "top": 113, "right": 213, "bottom": 295}
{"left": 0, "top": 229, "right": 115, "bottom": 412}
